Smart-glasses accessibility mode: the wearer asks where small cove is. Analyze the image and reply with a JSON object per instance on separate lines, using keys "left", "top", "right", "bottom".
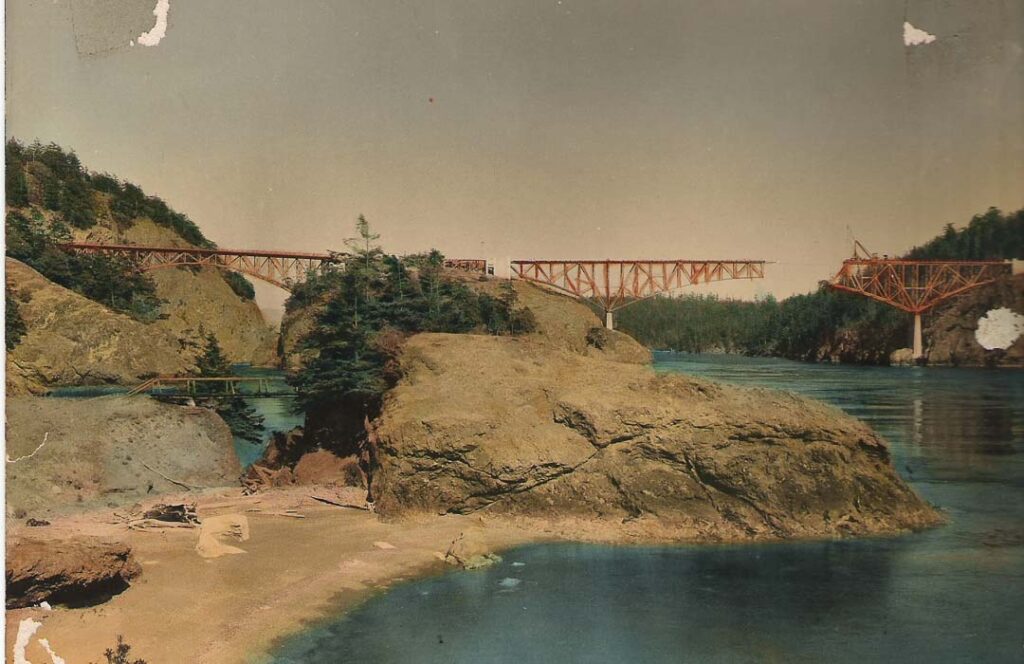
{"left": 267, "top": 353, "right": 1024, "bottom": 663}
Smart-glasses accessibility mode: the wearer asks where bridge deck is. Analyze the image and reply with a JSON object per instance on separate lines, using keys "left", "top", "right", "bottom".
{"left": 61, "top": 242, "right": 341, "bottom": 261}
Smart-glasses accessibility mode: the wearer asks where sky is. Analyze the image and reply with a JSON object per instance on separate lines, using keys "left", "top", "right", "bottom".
{"left": 6, "top": 0, "right": 1023, "bottom": 313}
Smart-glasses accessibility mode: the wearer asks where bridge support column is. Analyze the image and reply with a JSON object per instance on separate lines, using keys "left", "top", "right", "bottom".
{"left": 913, "top": 312, "right": 923, "bottom": 360}
{"left": 605, "top": 310, "right": 614, "bottom": 330}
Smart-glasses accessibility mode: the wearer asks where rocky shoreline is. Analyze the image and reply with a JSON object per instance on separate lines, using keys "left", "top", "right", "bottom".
{"left": 5, "top": 280, "right": 946, "bottom": 662}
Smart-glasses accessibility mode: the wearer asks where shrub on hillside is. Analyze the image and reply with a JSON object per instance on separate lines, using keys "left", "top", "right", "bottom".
{"left": 5, "top": 210, "right": 164, "bottom": 321}
{"left": 5, "top": 293, "right": 27, "bottom": 350}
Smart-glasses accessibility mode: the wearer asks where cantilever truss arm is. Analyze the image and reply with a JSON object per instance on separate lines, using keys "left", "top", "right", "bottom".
{"left": 828, "top": 259, "right": 1012, "bottom": 313}
{"left": 510, "top": 259, "right": 767, "bottom": 312}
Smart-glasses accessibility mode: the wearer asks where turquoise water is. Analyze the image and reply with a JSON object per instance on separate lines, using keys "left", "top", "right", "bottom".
{"left": 268, "top": 353, "right": 1024, "bottom": 663}
{"left": 229, "top": 365, "right": 304, "bottom": 468}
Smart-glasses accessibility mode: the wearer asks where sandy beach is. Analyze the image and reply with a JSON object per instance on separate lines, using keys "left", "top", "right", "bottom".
{"left": 5, "top": 486, "right": 539, "bottom": 664}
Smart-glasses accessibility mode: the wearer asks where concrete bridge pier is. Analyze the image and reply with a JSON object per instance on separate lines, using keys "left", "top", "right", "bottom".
{"left": 913, "top": 312, "right": 923, "bottom": 359}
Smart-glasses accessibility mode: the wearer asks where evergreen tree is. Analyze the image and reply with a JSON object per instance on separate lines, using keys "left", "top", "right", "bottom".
{"left": 42, "top": 176, "right": 61, "bottom": 211}
{"left": 60, "top": 177, "right": 97, "bottom": 228}
{"left": 289, "top": 217, "right": 535, "bottom": 414}
{"left": 193, "top": 333, "right": 265, "bottom": 444}
{"left": 5, "top": 141, "right": 30, "bottom": 207}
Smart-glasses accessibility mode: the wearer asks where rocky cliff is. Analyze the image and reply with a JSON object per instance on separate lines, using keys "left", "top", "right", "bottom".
{"left": 5, "top": 258, "right": 192, "bottom": 394}
{"left": 278, "top": 300, "right": 321, "bottom": 372}
{"left": 921, "top": 274, "right": 1024, "bottom": 367}
{"left": 5, "top": 143, "right": 279, "bottom": 389}
{"left": 77, "top": 217, "right": 278, "bottom": 366}
{"left": 5, "top": 218, "right": 276, "bottom": 391}
{"left": 366, "top": 285, "right": 940, "bottom": 543}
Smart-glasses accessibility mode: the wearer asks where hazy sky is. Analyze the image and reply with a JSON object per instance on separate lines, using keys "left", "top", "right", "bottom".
{"left": 6, "top": 0, "right": 1023, "bottom": 310}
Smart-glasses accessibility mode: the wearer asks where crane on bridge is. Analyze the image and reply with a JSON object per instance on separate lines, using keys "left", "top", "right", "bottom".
{"left": 829, "top": 241, "right": 1018, "bottom": 359}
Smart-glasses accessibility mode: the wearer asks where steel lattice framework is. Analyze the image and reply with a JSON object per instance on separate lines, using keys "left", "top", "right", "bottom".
{"left": 829, "top": 250, "right": 1014, "bottom": 359}
{"left": 511, "top": 259, "right": 767, "bottom": 313}
{"left": 829, "top": 258, "right": 1012, "bottom": 314}
{"left": 60, "top": 243, "right": 486, "bottom": 291}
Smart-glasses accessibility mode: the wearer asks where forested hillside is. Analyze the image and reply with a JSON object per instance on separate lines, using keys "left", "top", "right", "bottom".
{"left": 617, "top": 207, "right": 1023, "bottom": 363}
{"left": 4, "top": 138, "right": 256, "bottom": 325}
{"left": 906, "top": 207, "right": 1024, "bottom": 260}
{"left": 5, "top": 139, "right": 277, "bottom": 385}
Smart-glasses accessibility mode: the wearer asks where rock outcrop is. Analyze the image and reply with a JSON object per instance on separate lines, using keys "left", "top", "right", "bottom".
{"left": 5, "top": 258, "right": 192, "bottom": 393}
{"left": 5, "top": 396, "right": 241, "bottom": 517}
{"left": 278, "top": 277, "right": 651, "bottom": 372}
{"left": 243, "top": 427, "right": 364, "bottom": 492}
{"left": 370, "top": 334, "right": 941, "bottom": 541}
{"left": 289, "top": 277, "right": 937, "bottom": 543}
{"left": 6, "top": 536, "right": 141, "bottom": 608}
{"left": 924, "top": 274, "right": 1024, "bottom": 367}
{"left": 278, "top": 301, "right": 321, "bottom": 372}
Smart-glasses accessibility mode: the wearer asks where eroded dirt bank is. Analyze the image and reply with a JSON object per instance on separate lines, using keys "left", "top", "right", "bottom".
{"left": 5, "top": 395, "right": 241, "bottom": 518}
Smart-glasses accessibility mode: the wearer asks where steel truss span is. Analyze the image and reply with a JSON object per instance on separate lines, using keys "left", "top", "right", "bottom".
{"left": 829, "top": 259, "right": 1012, "bottom": 314}
{"left": 511, "top": 259, "right": 767, "bottom": 312}
{"left": 59, "top": 243, "right": 486, "bottom": 292}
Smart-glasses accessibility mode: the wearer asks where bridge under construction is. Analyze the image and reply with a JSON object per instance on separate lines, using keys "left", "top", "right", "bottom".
{"left": 61, "top": 241, "right": 1019, "bottom": 341}
{"left": 60, "top": 242, "right": 769, "bottom": 330}
{"left": 828, "top": 243, "right": 1018, "bottom": 358}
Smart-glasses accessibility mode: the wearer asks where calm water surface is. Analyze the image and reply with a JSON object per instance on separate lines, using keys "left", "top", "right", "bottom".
{"left": 271, "top": 353, "right": 1024, "bottom": 663}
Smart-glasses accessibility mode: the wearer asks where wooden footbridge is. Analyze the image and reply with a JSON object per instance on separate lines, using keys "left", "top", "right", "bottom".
{"left": 129, "top": 376, "right": 295, "bottom": 399}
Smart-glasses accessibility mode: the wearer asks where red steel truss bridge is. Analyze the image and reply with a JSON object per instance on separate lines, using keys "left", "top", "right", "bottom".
{"left": 60, "top": 243, "right": 487, "bottom": 292}
{"left": 829, "top": 242, "right": 1016, "bottom": 358}
{"left": 60, "top": 243, "right": 768, "bottom": 328}
{"left": 512, "top": 259, "right": 767, "bottom": 328}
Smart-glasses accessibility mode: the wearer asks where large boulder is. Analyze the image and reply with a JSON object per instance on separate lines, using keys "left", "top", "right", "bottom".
{"left": 370, "top": 333, "right": 942, "bottom": 542}
{"left": 6, "top": 536, "right": 142, "bottom": 608}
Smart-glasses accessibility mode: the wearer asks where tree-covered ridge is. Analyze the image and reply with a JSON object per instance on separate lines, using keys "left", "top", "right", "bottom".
{"left": 6, "top": 139, "right": 213, "bottom": 245}
{"left": 6, "top": 209, "right": 165, "bottom": 322}
{"left": 905, "top": 208, "right": 1024, "bottom": 260}
{"left": 616, "top": 207, "right": 1023, "bottom": 363}
{"left": 289, "top": 217, "right": 536, "bottom": 411}
{"left": 615, "top": 288, "right": 906, "bottom": 362}
{"left": 4, "top": 138, "right": 257, "bottom": 301}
